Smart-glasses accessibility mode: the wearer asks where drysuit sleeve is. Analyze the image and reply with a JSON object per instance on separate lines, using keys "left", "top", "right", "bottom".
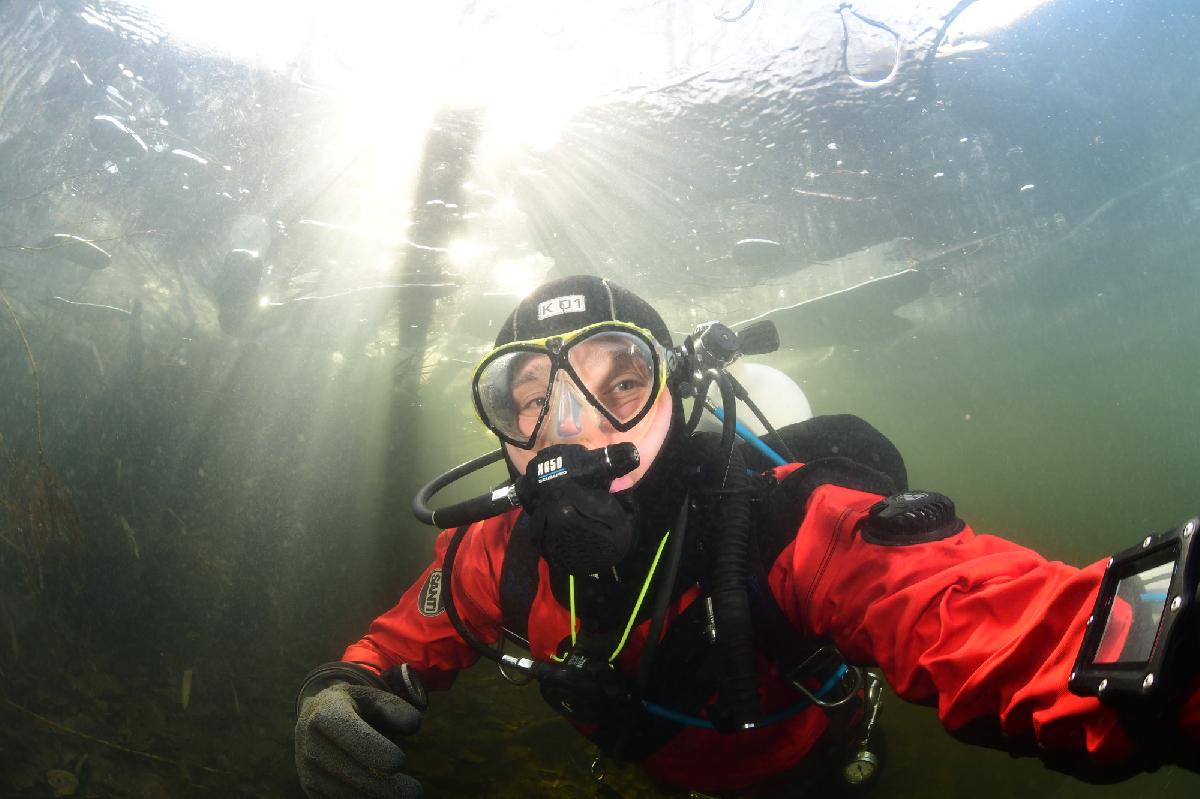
{"left": 765, "top": 476, "right": 1200, "bottom": 767}
{"left": 340, "top": 511, "right": 514, "bottom": 690}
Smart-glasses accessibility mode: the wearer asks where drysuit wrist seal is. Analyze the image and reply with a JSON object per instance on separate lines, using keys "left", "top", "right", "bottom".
{"left": 1069, "top": 516, "right": 1200, "bottom": 724}
{"left": 296, "top": 662, "right": 428, "bottom": 715}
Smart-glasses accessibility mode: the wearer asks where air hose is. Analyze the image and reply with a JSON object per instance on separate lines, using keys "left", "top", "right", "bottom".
{"left": 706, "top": 371, "right": 762, "bottom": 727}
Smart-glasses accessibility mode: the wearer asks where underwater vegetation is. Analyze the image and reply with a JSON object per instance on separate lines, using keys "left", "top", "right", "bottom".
{"left": 0, "top": 289, "right": 84, "bottom": 595}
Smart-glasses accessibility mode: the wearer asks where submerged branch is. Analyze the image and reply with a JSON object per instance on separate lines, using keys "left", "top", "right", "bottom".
{"left": 0, "top": 229, "right": 161, "bottom": 254}
{"left": 0, "top": 528, "right": 25, "bottom": 554}
{"left": 0, "top": 289, "right": 43, "bottom": 464}
{"left": 0, "top": 695, "right": 237, "bottom": 777}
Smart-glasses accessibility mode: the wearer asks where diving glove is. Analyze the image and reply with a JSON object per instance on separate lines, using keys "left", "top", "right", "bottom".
{"left": 295, "top": 662, "right": 426, "bottom": 799}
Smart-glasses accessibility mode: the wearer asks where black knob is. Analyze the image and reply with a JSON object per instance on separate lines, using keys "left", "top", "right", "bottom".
{"left": 700, "top": 322, "right": 739, "bottom": 363}
{"left": 736, "top": 321, "right": 780, "bottom": 356}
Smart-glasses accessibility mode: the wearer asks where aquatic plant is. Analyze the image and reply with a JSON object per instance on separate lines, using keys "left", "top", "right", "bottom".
{"left": 0, "top": 288, "right": 82, "bottom": 592}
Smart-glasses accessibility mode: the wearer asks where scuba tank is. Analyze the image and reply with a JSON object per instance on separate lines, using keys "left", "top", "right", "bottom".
{"left": 697, "top": 360, "right": 813, "bottom": 438}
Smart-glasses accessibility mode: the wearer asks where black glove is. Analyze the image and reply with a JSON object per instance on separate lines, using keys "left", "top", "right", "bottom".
{"left": 295, "top": 663, "right": 425, "bottom": 799}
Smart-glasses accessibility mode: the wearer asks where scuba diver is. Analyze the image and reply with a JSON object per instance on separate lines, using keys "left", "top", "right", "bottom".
{"left": 294, "top": 275, "right": 1200, "bottom": 798}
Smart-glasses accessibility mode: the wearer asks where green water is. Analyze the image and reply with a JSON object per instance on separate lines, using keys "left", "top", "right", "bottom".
{"left": 3, "top": 0, "right": 1200, "bottom": 797}
{"left": 815, "top": 273, "right": 1200, "bottom": 565}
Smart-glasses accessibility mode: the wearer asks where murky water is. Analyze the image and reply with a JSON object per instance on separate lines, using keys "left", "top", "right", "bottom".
{"left": 2, "top": 0, "right": 1199, "bottom": 796}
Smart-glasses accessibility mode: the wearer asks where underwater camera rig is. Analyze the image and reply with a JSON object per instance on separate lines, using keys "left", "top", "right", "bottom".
{"left": 1070, "top": 516, "right": 1200, "bottom": 731}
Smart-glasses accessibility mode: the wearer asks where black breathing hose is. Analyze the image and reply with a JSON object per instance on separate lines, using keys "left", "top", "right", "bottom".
{"left": 684, "top": 373, "right": 714, "bottom": 434}
{"left": 411, "top": 449, "right": 507, "bottom": 528}
{"left": 636, "top": 496, "right": 690, "bottom": 694}
{"left": 709, "top": 370, "right": 737, "bottom": 485}
{"left": 439, "top": 525, "right": 501, "bottom": 663}
{"left": 439, "top": 523, "right": 550, "bottom": 679}
{"left": 726, "top": 372, "right": 798, "bottom": 464}
{"left": 707, "top": 373, "right": 762, "bottom": 727}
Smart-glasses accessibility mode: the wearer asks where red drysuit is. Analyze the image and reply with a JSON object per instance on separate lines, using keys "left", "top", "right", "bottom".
{"left": 343, "top": 464, "right": 1200, "bottom": 794}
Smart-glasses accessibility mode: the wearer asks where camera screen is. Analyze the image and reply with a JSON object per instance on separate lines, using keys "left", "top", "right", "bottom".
{"left": 1092, "top": 559, "right": 1174, "bottom": 665}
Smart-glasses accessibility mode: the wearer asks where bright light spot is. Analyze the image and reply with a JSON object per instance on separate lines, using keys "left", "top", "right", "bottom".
{"left": 447, "top": 240, "right": 493, "bottom": 269}
{"left": 93, "top": 115, "right": 147, "bottom": 151}
{"left": 114, "top": 1, "right": 794, "bottom": 157}
{"left": 936, "top": 40, "right": 990, "bottom": 58}
{"left": 484, "top": 100, "right": 571, "bottom": 154}
{"left": 258, "top": 296, "right": 271, "bottom": 308}
{"left": 959, "top": 0, "right": 1055, "bottom": 34}
{"left": 493, "top": 255, "right": 551, "bottom": 297}
{"left": 493, "top": 195, "right": 522, "bottom": 217}
{"left": 171, "top": 148, "right": 208, "bottom": 165}
{"left": 331, "top": 351, "right": 345, "bottom": 366}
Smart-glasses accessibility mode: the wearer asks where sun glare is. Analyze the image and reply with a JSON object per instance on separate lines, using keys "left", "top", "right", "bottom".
{"left": 119, "top": 0, "right": 1058, "bottom": 157}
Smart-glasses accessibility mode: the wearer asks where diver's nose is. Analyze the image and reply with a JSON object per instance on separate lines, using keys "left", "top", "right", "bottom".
{"left": 555, "top": 382, "right": 585, "bottom": 438}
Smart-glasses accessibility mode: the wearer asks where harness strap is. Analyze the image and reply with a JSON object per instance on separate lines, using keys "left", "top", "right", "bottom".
{"left": 589, "top": 592, "right": 720, "bottom": 759}
{"left": 495, "top": 419, "right": 904, "bottom": 759}
{"left": 498, "top": 514, "right": 540, "bottom": 648}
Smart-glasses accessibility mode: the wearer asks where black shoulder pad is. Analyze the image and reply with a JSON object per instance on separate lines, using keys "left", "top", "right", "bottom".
{"left": 757, "top": 456, "right": 898, "bottom": 568}
{"left": 741, "top": 414, "right": 908, "bottom": 491}
{"left": 860, "top": 491, "right": 965, "bottom": 546}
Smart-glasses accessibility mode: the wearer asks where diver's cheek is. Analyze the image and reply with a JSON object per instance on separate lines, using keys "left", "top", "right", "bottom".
{"left": 609, "top": 391, "right": 673, "bottom": 492}
{"left": 504, "top": 443, "right": 536, "bottom": 477}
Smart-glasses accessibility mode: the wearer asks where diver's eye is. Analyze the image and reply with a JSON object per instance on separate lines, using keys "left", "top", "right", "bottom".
{"left": 596, "top": 372, "right": 651, "bottom": 420}
{"left": 518, "top": 395, "right": 547, "bottom": 414}
{"left": 605, "top": 372, "right": 649, "bottom": 395}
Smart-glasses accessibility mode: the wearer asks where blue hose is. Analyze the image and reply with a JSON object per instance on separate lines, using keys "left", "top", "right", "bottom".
{"left": 707, "top": 405, "right": 787, "bottom": 467}
{"left": 642, "top": 664, "right": 850, "bottom": 728}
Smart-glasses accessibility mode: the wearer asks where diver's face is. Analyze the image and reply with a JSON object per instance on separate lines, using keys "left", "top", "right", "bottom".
{"left": 504, "top": 337, "right": 672, "bottom": 491}
{"left": 509, "top": 336, "right": 656, "bottom": 440}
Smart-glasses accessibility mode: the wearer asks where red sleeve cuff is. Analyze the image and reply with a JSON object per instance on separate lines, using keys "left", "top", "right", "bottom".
{"left": 1178, "top": 672, "right": 1200, "bottom": 745}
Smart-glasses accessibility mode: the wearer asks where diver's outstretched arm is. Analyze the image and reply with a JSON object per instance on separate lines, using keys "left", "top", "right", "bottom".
{"left": 764, "top": 473, "right": 1200, "bottom": 777}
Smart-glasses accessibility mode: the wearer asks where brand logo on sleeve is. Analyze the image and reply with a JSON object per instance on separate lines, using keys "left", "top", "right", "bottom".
{"left": 417, "top": 568, "right": 444, "bottom": 617}
{"left": 537, "top": 294, "right": 586, "bottom": 320}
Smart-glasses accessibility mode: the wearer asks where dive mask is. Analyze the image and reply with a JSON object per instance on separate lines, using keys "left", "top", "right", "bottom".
{"left": 472, "top": 321, "right": 668, "bottom": 450}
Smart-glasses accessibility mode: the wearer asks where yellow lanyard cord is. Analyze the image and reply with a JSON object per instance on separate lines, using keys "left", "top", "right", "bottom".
{"left": 569, "top": 575, "right": 577, "bottom": 646}
{"left": 565, "top": 529, "right": 672, "bottom": 663}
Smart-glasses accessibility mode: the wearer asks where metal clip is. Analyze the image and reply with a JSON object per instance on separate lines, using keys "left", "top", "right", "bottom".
{"left": 590, "top": 750, "right": 606, "bottom": 783}
{"left": 787, "top": 645, "right": 861, "bottom": 708}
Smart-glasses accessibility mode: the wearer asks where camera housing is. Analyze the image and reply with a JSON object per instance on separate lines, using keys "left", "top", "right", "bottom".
{"left": 1069, "top": 516, "right": 1200, "bottom": 708}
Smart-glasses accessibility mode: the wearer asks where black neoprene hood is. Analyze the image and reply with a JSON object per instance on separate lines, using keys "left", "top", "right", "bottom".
{"left": 494, "top": 275, "right": 673, "bottom": 349}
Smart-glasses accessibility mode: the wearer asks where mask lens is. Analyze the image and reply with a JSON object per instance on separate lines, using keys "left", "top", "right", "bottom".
{"left": 565, "top": 331, "right": 658, "bottom": 427}
{"left": 475, "top": 350, "right": 553, "bottom": 445}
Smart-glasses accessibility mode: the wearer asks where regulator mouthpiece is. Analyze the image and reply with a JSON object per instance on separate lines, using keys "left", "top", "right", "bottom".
{"left": 604, "top": 442, "right": 641, "bottom": 480}
{"left": 520, "top": 442, "right": 640, "bottom": 501}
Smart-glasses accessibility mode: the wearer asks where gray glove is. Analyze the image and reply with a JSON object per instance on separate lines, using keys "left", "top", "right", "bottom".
{"left": 295, "top": 665, "right": 425, "bottom": 799}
